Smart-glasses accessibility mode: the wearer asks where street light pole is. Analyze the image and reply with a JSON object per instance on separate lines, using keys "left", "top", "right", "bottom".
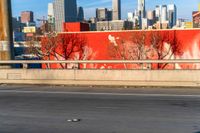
{"left": 0, "top": 0, "right": 14, "bottom": 63}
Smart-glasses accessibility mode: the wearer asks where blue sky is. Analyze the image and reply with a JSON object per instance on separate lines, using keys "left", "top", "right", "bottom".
{"left": 12, "top": 0, "right": 200, "bottom": 20}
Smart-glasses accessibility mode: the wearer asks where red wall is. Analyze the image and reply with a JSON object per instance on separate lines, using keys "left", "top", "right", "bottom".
{"left": 63, "top": 22, "right": 89, "bottom": 32}
{"left": 42, "top": 29, "right": 200, "bottom": 69}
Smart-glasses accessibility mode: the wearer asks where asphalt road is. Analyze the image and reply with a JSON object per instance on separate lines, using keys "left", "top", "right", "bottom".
{"left": 0, "top": 85, "right": 200, "bottom": 133}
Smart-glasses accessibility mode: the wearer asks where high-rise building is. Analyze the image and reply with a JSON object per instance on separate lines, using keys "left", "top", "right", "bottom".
{"left": 21, "top": 11, "right": 34, "bottom": 24}
{"left": 77, "top": 7, "right": 84, "bottom": 21}
{"left": 88, "top": 17, "right": 97, "bottom": 31}
{"left": 161, "top": 5, "right": 167, "bottom": 23}
{"left": 138, "top": 0, "right": 145, "bottom": 29}
{"left": 48, "top": 3, "right": 55, "bottom": 23}
{"left": 48, "top": 3, "right": 54, "bottom": 17}
{"left": 155, "top": 5, "right": 161, "bottom": 21}
{"left": 12, "top": 17, "right": 21, "bottom": 32}
{"left": 147, "top": 10, "right": 155, "bottom": 20}
{"left": 138, "top": 0, "right": 145, "bottom": 18}
{"left": 112, "top": 0, "right": 121, "bottom": 20}
{"left": 168, "top": 4, "right": 177, "bottom": 28}
{"left": 146, "top": 10, "right": 156, "bottom": 26}
{"left": 48, "top": 3, "right": 55, "bottom": 31}
{"left": 54, "top": 0, "right": 77, "bottom": 32}
{"left": 107, "top": 9, "right": 113, "bottom": 21}
{"left": 142, "top": 18, "right": 151, "bottom": 29}
{"left": 96, "top": 8, "right": 108, "bottom": 21}
{"left": 128, "top": 12, "right": 134, "bottom": 21}
{"left": 127, "top": 10, "right": 140, "bottom": 29}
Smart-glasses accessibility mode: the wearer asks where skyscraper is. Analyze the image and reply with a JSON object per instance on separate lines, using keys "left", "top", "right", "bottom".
{"left": 48, "top": 3, "right": 55, "bottom": 23}
{"left": 155, "top": 5, "right": 161, "bottom": 21}
{"left": 96, "top": 8, "right": 108, "bottom": 21}
{"left": 54, "top": 0, "right": 77, "bottom": 32}
{"left": 48, "top": 3, "right": 55, "bottom": 31}
{"left": 146, "top": 10, "right": 156, "bottom": 26}
{"left": 112, "top": 0, "right": 121, "bottom": 20}
{"left": 168, "top": 4, "right": 177, "bottom": 28}
{"left": 128, "top": 12, "right": 134, "bottom": 21}
{"left": 48, "top": 3, "right": 54, "bottom": 18}
{"left": 138, "top": 0, "right": 145, "bottom": 18}
{"left": 77, "top": 7, "right": 84, "bottom": 22}
{"left": 107, "top": 9, "right": 113, "bottom": 21}
{"left": 161, "top": 5, "right": 167, "bottom": 23}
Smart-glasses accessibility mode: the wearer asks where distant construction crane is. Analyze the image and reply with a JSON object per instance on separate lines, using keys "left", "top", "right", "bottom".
{"left": 37, "top": 16, "right": 47, "bottom": 25}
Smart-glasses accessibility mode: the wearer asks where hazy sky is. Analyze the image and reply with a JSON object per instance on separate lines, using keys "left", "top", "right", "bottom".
{"left": 12, "top": 0, "right": 200, "bottom": 20}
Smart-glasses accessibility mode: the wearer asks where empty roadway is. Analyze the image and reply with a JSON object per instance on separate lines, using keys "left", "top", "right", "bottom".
{"left": 0, "top": 85, "right": 200, "bottom": 133}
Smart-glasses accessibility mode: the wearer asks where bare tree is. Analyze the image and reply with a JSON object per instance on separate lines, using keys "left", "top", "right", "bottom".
{"left": 150, "top": 30, "right": 183, "bottom": 69}
{"left": 26, "top": 32, "right": 87, "bottom": 69}
{"left": 108, "top": 31, "right": 151, "bottom": 69}
{"left": 108, "top": 36, "right": 131, "bottom": 69}
{"left": 129, "top": 31, "right": 152, "bottom": 60}
{"left": 26, "top": 32, "right": 58, "bottom": 68}
{"left": 54, "top": 33, "right": 87, "bottom": 69}
{"left": 108, "top": 30, "right": 183, "bottom": 70}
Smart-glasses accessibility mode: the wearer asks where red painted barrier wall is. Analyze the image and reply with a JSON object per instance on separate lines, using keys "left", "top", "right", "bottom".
{"left": 42, "top": 29, "right": 200, "bottom": 69}
{"left": 63, "top": 22, "right": 89, "bottom": 32}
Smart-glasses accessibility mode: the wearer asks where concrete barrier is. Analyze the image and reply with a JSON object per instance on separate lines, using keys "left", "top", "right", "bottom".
{"left": 0, "top": 69, "right": 200, "bottom": 87}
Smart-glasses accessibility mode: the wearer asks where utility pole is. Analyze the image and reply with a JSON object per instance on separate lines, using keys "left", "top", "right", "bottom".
{"left": 0, "top": 0, "right": 14, "bottom": 64}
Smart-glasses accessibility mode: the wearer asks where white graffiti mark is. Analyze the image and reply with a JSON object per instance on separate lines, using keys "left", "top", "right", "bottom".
{"left": 108, "top": 35, "right": 119, "bottom": 46}
{"left": 179, "top": 42, "right": 200, "bottom": 69}
{"left": 158, "top": 42, "right": 182, "bottom": 69}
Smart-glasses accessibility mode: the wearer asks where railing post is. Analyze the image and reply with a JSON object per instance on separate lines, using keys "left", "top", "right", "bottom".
{"left": 22, "top": 63, "right": 28, "bottom": 69}
{"left": 147, "top": 63, "right": 151, "bottom": 70}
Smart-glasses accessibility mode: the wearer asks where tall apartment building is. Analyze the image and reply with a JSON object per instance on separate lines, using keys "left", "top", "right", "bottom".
{"left": 168, "top": 4, "right": 177, "bottom": 28}
{"left": 48, "top": 3, "right": 55, "bottom": 31}
{"left": 161, "top": 5, "right": 167, "bottom": 23}
{"left": 96, "top": 8, "right": 108, "bottom": 21}
{"left": 107, "top": 9, "right": 113, "bottom": 21}
{"left": 138, "top": 0, "right": 145, "bottom": 18}
{"left": 155, "top": 5, "right": 161, "bottom": 21}
{"left": 54, "top": 0, "right": 77, "bottom": 32}
{"left": 128, "top": 12, "right": 134, "bottom": 21}
{"left": 146, "top": 10, "right": 156, "bottom": 26}
{"left": 77, "top": 7, "right": 84, "bottom": 21}
{"left": 112, "top": 0, "right": 121, "bottom": 20}
{"left": 12, "top": 17, "right": 21, "bottom": 32}
{"left": 21, "top": 11, "right": 34, "bottom": 23}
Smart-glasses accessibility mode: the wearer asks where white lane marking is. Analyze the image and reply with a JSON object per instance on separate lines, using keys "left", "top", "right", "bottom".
{"left": 0, "top": 90, "right": 200, "bottom": 98}
{"left": 95, "top": 107, "right": 120, "bottom": 109}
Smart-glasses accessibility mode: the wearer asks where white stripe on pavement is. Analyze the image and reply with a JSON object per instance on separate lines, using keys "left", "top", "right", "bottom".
{"left": 0, "top": 90, "right": 200, "bottom": 98}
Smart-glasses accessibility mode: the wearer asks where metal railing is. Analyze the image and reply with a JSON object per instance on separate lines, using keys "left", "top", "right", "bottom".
{"left": 0, "top": 59, "right": 199, "bottom": 69}
{"left": 0, "top": 59, "right": 199, "bottom": 64}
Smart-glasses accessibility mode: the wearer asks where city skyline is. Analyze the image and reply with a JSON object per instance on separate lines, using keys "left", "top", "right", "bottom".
{"left": 12, "top": 0, "right": 200, "bottom": 20}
